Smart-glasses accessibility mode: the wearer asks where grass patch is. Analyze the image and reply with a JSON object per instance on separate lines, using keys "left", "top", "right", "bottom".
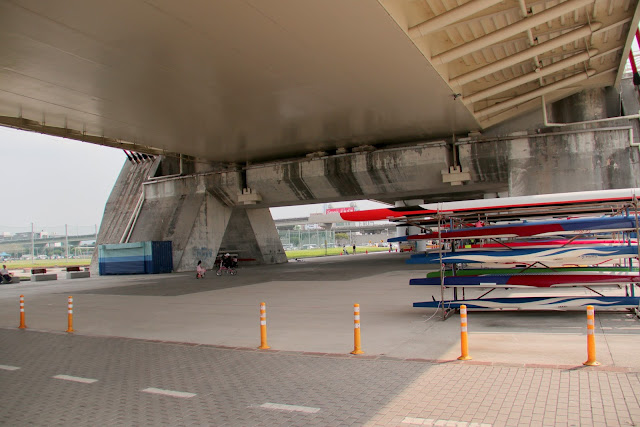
{"left": 3, "top": 258, "right": 91, "bottom": 269}
{"left": 286, "top": 246, "right": 389, "bottom": 259}
{"left": 3, "top": 247, "right": 392, "bottom": 267}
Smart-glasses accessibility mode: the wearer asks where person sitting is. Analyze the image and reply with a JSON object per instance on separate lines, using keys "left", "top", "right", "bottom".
{"left": 0, "top": 265, "right": 13, "bottom": 284}
{"left": 196, "top": 260, "right": 206, "bottom": 279}
{"left": 221, "top": 253, "right": 233, "bottom": 269}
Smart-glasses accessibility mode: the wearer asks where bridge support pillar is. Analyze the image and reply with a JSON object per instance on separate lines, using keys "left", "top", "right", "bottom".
{"left": 94, "top": 163, "right": 287, "bottom": 273}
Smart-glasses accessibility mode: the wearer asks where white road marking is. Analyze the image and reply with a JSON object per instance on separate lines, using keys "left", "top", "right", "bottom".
{"left": 402, "top": 417, "right": 492, "bottom": 427}
{"left": 141, "top": 387, "right": 196, "bottom": 398}
{"left": 52, "top": 374, "right": 98, "bottom": 384}
{"left": 0, "top": 365, "right": 20, "bottom": 371}
{"left": 259, "top": 402, "right": 321, "bottom": 414}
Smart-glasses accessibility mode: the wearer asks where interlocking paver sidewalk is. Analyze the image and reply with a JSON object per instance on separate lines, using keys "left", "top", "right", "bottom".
{"left": 2, "top": 254, "right": 640, "bottom": 425}
{"left": 2, "top": 329, "right": 640, "bottom": 426}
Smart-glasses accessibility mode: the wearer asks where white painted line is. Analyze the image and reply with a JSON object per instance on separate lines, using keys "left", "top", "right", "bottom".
{"left": 52, "top": 374, "right": 98, "bottom": 384}
{"left": 0, "top": 365, "right": 20, "bottom": 371}
{"left": 402, "top": 417, "right": 492, "bottom": 427}
{"left": 141, "top": 387, "right": 196, "bottom": 398}
{"left": 259, "top": 402, "right": 321, "bottom": 414}
{"left": 402, "top": 417, "right": 427, "bottom": 425}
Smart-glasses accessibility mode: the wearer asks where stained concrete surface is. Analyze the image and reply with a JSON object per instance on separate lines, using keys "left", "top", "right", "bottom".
{"left": 1, "top": 252, "right": 639, "bottom": 370}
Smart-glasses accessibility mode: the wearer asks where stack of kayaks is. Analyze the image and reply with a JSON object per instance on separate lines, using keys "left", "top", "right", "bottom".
{"left": 406, "top": 244, "right": 639, "bottom": 265}
{"left": 341, "top": 188, "right": 640, "bottom": 311}
{"left": 410, "top": 268, "right": 640, "bottom": 309}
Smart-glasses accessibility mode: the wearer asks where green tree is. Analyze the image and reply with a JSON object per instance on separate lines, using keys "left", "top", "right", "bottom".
{"left": 335, "top": 232, "right": 349, "bottom": 244}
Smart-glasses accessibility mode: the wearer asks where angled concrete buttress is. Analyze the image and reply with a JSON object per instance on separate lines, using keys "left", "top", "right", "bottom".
{"left": 90, "top": 158, "right": 160, "bottom": 273}
{"left": 93, "top": 159, "right": 287, "bottom": 273}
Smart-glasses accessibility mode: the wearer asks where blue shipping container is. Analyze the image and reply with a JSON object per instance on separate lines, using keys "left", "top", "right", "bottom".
{"left": 146, "top": 241, "right": 173, "bottom": 274}
{"left": 99, "top": 241, "right": 173, "bottom": 275}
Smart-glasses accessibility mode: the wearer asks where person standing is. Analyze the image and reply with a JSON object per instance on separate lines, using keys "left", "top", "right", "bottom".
{"left": 352, "top": 244, "right": 356, "bottom": 254}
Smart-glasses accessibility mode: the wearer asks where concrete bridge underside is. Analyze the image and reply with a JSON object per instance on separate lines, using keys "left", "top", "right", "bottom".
{"left": 1, "top": 1, "right": 640, "bottom": 271}
{"left": 96, "top": 87, "right": 640, "bottom": 272}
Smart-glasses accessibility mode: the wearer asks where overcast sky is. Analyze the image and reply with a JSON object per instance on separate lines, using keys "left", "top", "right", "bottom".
{"left": 1, "top": 127, "right": 124, "bottom": 232}
{"left": 1, "top": 126, "right": 386, "bottom": 232}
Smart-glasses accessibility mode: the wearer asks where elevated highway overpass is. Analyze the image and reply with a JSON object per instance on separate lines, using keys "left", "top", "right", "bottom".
{"left": 0, "top": 234, "right": 96, "bottom": 257}
{"left": 1, "top": 0, "right": 640, "bottom": 271}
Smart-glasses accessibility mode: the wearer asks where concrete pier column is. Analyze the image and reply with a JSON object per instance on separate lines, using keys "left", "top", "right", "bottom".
{"left": 130, "top": 176, "right": 286, "bottom": 271}
{"left": 548, "top": 87, "right": 616, "bottom": 123}
{"left": 218, "top": 207, "right": 288, "bottom": 265}
{"left": 94, "top": 161, "right": 286, "bottom": 274}
{"left": 395, "top": 199, "right": 426, "bottom": 252}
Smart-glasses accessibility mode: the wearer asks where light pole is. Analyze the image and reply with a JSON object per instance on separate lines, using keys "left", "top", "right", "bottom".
{"left": 65, "top": 224, "right": 69, "bottom": 260}
{"left": 31, "top": 223, "right": 35, "bottom": 261}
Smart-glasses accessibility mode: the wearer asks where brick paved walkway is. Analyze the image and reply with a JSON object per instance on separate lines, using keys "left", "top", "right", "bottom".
{"left": 2, "top": 329, "right": 640, "bottom": 426}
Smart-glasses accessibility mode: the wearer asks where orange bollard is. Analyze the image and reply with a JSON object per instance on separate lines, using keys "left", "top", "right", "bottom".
{"left": 457, "top": 305, "right": 472, "bottom": 360}
{"left": 66, "top": 296, "right": 74, "bottom": 333}
{"left": 18, "top": 295, "right": 26, "bottom": 329}
{"left": 258, "top": 302, "right": 270, "bottom": 349}
{"left": 351, "top": 304, "right": 364, "bottom": 354}
{"left": 583, "top": 305, "right": 600, "bottom": 366}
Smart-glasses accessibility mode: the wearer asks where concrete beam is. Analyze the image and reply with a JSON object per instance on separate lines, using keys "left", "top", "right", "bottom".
{"left": 431, "top": 0, "right": 595, "bottom": 64}
{"left": 245, "top": 143, "right": 494, "bottom": 206}
{"left": 409, "top": 0, "right": 504, "bottom": 39}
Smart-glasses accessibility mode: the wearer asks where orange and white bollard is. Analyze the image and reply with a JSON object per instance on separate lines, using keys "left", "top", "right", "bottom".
{"left": 66, "top": 296, "right": 74, "bottom": 333}
{"left": 583, "top": 305, "right": 600, "bottom": 366}
{"left": 457, "top": 305, "right": 472, "bottom": 360}
{"left": 258, "top": 302, "right": 270, "bottom": 349}
{"left": 18, "top": 295, "right": 26, "bottom": 329}
{"left": 351, "top": 304, "right": 364, "bottom": 354}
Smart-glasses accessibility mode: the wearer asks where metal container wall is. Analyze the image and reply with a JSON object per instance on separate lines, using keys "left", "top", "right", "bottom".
{"left": 98, "top": 242, "right": 146, "bottom": 275}
{"left": 146, "top": 241, "right": 173, "bottom": 274}
{"left": 99, "top": 241, "right": 173, "bottom": 275}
